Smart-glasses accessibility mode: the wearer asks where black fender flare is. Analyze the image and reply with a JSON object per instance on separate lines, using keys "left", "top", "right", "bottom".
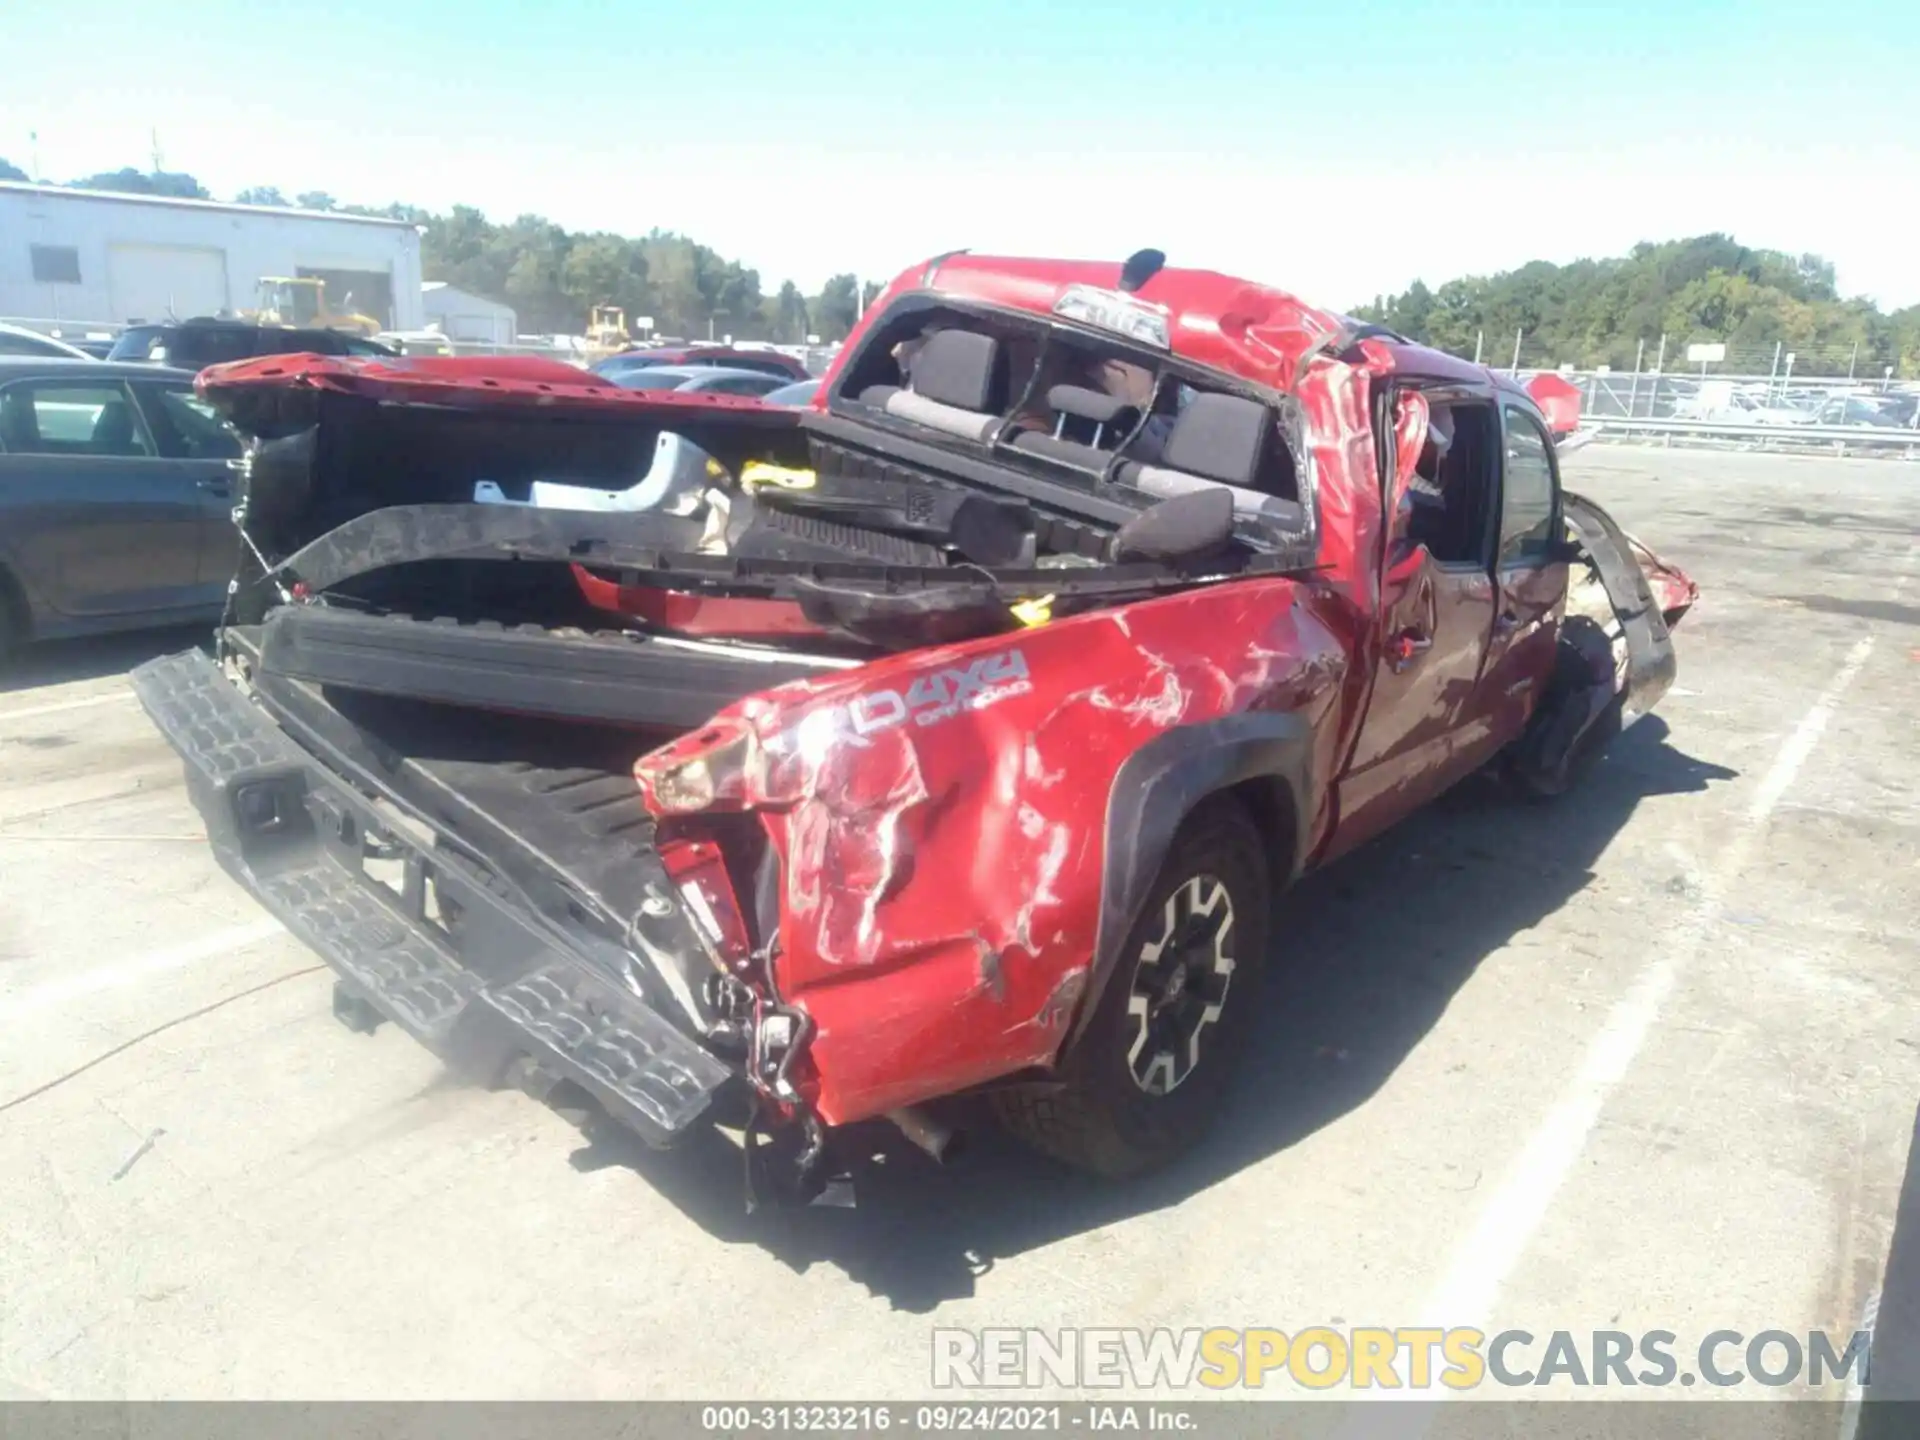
{"left": 1062, "top": 711, "right": 1316, "bottom": 1059}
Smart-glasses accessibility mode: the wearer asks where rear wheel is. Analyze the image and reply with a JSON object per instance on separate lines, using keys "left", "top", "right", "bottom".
{"left": 994, "top": 798, "right": 1270, "bottom": 1178}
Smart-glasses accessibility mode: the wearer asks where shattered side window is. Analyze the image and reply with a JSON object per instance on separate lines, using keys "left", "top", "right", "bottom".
{"left": 1498, "top": 407, "right": 1557, "bottom": 567}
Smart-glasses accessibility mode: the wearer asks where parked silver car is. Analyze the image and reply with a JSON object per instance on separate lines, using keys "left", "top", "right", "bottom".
{"left": 0, "top": 321, "right": 98, "bottom": 361}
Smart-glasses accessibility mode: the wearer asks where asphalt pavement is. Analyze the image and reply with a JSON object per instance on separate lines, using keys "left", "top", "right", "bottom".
{"left": 1, "top": 446, "right": 1915, "bottom": 1404}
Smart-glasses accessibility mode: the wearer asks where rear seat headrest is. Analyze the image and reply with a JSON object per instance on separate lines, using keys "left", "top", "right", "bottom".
{"left": 910, "top": 329, "right": 1007, "bottom": 413}
{"left": 1160, "top": 392, "right": 1270, "bottom": 489}
{"left": 1048, "top": 384, "right": 1134, "bottom": 426}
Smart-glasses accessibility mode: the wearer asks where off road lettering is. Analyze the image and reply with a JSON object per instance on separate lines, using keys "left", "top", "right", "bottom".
{"left": 906, "top": 674, "right": 951, "bottom": 710}
{"left": 849, "top": 688, "right": 909, "bottom": 737}
{"left": 838, "top": 650, "right": 1032, "bottom": 740}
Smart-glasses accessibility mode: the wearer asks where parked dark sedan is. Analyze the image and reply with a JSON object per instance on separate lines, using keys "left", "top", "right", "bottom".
{"left": 588, "top": 345, "right": 808, "bottom": 381}
{"left": 107, "top": 319, "right": 397, "bottom": 369}
{"left": 603, "top": 364, "right": 793, "bottom": 397}
{"left": 0, "top": 358, "right": 241, "bottom": 660}
{"left": 761, "top": 377, "right": 821, "bottom": 407}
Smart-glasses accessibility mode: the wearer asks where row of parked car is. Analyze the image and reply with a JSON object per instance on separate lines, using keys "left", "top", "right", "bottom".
{"left": 0, "top": 321, "right": 825, "bottom": 663}
{"left": 585, "top": 344, "right": 820, "bottom": 405}
{"left": 1669, "top": 379, "right": 1920, "bottom": 428}
{"left": 0, "top": 316, "right": 403, "bottom": 367}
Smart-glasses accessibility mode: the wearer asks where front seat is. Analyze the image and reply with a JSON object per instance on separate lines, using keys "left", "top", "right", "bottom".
{"left": 90, "top": 400, "right": 145, "bottom": 457}
{"left": 0, "top": 392, "right": 39, "bottom": 452}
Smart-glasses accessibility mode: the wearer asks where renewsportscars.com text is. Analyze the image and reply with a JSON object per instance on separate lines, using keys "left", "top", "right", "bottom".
{"left": 931, "top": 1327, "right": 1872, "bottom": 1392}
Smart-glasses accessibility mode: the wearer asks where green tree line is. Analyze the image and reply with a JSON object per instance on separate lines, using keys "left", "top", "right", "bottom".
{"left": 10, "top": 164, "right": 1915, "bottom": 370}
{"left": 2, "top": 162, "right": 882, "bottom": 342}
{"left": 1353, "top": 235, "right": 1920, "bottom": 379}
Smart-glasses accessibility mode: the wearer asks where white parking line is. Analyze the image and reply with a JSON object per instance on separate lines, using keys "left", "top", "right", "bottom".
{"left": 1337, "top": 630, "right": 1879, "bottom": 1432}
{"left": 0, "top": 690, "right": 134, "bottom": 724}
{"left": 1436, "top": 564, "right": 1905, "bottom": 1243}
{"left": 1426, "top": 634, "right": 1874, "bottom": 1324}
{"left": 0, "top": 918, "right": 287, "bottom": 1023}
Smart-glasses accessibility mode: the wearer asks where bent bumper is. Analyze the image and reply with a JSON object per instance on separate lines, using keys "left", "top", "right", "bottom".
{"left": 130, "top": 648, "right": 733, "bottom": 1146}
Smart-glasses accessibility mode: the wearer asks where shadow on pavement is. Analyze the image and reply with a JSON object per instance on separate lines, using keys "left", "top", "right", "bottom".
{"left": 0, "top": 624, "right": 212, "bottom": 695}
{"left": 574, "top": 717, "right": 1739, "bottom": 1311}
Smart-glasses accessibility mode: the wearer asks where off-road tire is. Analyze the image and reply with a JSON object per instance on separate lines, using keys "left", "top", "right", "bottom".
{"left": 1502, "top": 615, "right": 1623, "bottom": 801}
{"left": 994, "top": 797, "right": 1271, "bottom": 1178}
{"left": 1507, "top": 692, "right": 1622, "bottom": 800}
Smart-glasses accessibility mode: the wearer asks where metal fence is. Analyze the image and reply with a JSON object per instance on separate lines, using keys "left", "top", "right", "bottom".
{"left": 1521, "top": 367, "right": 1920, "bottom": 458}
{"left": 1537, "top": 370, "right": 1916, "bottom": 421}
{"left": 1466, "top": 328, "right": 1904, "bottom": 385}
{"left": 1576, "top": 415, "right": 1920, "bottom": 458}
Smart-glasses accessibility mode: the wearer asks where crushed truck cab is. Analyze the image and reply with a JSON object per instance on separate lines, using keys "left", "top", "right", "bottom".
{"left": 134, "top": 250, "right": 1695, "bottom": 1204}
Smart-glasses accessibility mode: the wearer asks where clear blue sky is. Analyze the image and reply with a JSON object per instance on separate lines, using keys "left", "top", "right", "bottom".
{"left": 3, "top": 0, "right": 1914, "bottom": 307}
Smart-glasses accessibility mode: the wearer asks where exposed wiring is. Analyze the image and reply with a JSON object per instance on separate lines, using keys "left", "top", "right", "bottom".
{"left": 0, "top": 965, "right": 325, "bottom": 1116}
{"left": 232, "top": 517, "right": 294, "bottom": 606}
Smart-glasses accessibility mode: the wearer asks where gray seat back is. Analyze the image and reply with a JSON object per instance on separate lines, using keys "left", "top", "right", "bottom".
{"left": 1116, "top": 392, "right": 1304, "bottom": 529}
{"left": 877, "top": 329, "right": 1008, "bottom": 441}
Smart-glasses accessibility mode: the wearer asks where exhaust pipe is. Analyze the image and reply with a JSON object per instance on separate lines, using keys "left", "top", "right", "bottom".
{"left": 888, "top": 1106, "right": 964, "bottom": 1164}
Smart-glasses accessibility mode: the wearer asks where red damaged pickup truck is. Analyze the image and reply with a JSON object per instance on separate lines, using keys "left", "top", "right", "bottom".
{"left": 134, "top": 249, "right": 1696, "bottom": 1205}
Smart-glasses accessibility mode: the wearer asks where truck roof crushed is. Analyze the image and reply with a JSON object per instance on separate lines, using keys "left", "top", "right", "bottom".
{"left": 135, "top": 248, "right": 1697, "bottom": 1208}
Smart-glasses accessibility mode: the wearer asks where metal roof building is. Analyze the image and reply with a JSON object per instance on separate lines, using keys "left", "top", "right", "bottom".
{"left": 0, "top": 182, "right": 426, "bottom": 331}
{"left": 421, "top": 281, "right": 517, "bottom": 346}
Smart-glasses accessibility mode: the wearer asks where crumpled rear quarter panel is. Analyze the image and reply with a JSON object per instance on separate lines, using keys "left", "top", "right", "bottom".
{"left": 649, "top": 579, "right": 1349, "bottom": 1125}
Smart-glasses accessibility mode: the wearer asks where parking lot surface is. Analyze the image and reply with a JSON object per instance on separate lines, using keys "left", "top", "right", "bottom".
{"left": 2, "top": 446, "right": 1916, "bottom": 1401}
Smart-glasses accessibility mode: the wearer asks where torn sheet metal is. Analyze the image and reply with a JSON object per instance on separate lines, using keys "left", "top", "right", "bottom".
{"left": 636, "top": 577, "right": 1347, "bottom": 1125}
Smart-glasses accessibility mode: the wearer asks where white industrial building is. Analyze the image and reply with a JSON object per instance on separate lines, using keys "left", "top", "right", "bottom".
{"left": 420, "top": 281, "right": 517, "bottom": 345}
{"left": 0, "top": 181, "right": 425, "bottom": 330}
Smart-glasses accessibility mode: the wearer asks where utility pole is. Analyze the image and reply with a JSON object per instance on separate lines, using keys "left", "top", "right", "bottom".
{"left": 150, "top": 127, "right": 163, "bottom": 173}
{"left": 1510, "top": 329, "right": 1523, "bottom": 372}
{"left": 1627, "top": 338, "right": 1644, "bottom": 418}
{"left": 1473, "top": 330, "right": 1483, "bottom": 365}
{"left": 1847, "top": 341, "right": 1859, "bottom": 381}
{"left": 28, "top": 129, "right": 39, "bottom": 181}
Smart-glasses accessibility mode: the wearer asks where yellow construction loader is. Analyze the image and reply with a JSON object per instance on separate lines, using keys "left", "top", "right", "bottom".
{"left": 585, "top": 304, "right": 631, "bottom": 362}
{"left": 251, "top": 277, "right": 383, "bottom": 337}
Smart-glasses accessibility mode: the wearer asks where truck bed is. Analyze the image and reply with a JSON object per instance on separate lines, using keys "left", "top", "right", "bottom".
{"left": 218, "top": 605, "right": 849, "bottom": 926}
{"left": 131, "top": 646, "right": 736, "bottom": 1143}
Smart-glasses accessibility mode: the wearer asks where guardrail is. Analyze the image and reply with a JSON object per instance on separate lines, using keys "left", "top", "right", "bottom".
{"left": 1592, "top": 415, "right": 1920, "bottom": 457}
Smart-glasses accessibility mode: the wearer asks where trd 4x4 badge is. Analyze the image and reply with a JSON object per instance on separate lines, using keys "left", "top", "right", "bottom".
{"left": 846, "top": 649, "right": 1032, "bottom": 740}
